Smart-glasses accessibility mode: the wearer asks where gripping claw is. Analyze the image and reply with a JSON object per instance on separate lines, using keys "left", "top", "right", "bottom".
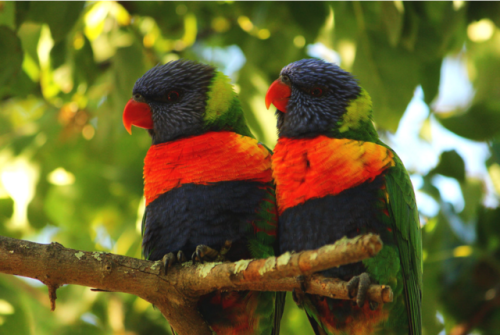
{"left": 347, "top": 272, "right": 375, "bottom": 308}
{"left": 192, "top": 241, "right": 232, "bottom": 264}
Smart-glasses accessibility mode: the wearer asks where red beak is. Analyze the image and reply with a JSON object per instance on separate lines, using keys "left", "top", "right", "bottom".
{"left": 265, "top": 79, "right": 291, "bottom": 113}
{"left": 122, "top": 99, "right": 153, "bottom": 134}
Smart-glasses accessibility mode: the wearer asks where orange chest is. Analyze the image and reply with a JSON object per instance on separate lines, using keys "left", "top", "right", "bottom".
{"left": 271, "top": 136, "right": 394, "bottom": 214}
{"left": 143, "top": 131, "right": 272, "bottom": 206}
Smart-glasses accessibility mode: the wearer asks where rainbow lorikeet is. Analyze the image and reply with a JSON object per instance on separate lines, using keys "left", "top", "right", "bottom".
{"left": 265, "top": 59, "right": 422, "bottom": 335}
{"left": 123, "top": 60, "right": 284, "bottom": 335}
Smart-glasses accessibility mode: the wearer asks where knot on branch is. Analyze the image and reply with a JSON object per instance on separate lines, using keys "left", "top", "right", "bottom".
{"left": 47, "top": 283, "right": 60, "bottom": 311}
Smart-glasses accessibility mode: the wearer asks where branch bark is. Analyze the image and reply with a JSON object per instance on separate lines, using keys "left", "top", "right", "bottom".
{"left": 0, "top": 233, "right": 392, "bottom": 335}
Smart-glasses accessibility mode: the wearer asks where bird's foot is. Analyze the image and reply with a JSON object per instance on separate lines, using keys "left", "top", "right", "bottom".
{"left": 192, "top": 240, "right": 232, "bottom": 264}
{"left": 347, "top": 272, "right": 379, "bottom": 310}
{"left": 162, "top": 250, "right": 186, "bottom": 275}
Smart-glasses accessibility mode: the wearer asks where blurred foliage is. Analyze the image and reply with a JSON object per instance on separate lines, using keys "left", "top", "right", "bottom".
{"left": 0, "top": 1, "right": 500, "bottom": 334}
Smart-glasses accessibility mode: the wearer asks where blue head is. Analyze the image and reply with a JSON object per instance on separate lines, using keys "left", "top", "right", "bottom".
{"left": 266, "top": 58, "right": 361, "bottom": 138}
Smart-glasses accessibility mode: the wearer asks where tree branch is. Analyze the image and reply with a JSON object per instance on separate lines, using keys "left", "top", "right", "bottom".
{"left": 0, "top": 233, "right": 392, "bottom": 335}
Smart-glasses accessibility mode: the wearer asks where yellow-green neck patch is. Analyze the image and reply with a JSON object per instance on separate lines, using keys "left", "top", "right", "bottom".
{"left": 205, "top": 71, "right": 235, "bottom": 121}
{"left": 338, "top": 88, "right": 372, "bottom": 133}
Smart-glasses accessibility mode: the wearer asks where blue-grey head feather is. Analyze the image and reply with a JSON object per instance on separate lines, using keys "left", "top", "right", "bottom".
{"left": 132, "top": 60, "right": 215, "bottom": 144}
{"left": 276, "top": 58, "right": 361, "bottom": 138}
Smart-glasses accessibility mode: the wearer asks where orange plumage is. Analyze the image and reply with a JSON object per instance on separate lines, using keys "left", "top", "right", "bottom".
{"left": 272, "top": 136, "right": 395, "bottom": 214}
{"left": 143, "top": 131, "right": 272, "bottom": 206}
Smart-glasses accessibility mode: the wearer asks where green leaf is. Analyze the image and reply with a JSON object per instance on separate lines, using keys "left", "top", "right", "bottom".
{"left": 420, "top": 58, "right": 442, "bottom": 105}
{"left": 476, "top": 207, "right": 500, "bottom": 252}
{"left": 50, "top": 40, "right": 67, "bottom": 70}
{"left": 0, "top": 197, "right": 14, "bottom": 232}
{"left": 27, "top": 2, "right": 84, "bottom": 42}
{"left": 381, "top": 2, "right": 404, "bottom": 46}
{"left": 467, "top": 1, "right": 500, "bottom": 27}
{"left": 17, "top": 22, "right": 42, "bottom": 65}
{"left": 287, "top": 2, "right": 329, "bottom": 43}
{"left": 0, "top": 70, "right": 36, "bottom": 99}
{"left": 0, "top": 1, "right": 16, "bottom": 29}
{"left": 0, "top": 280, "right": 32, "bottom": 335}
{"left": 120, "top": 2, "right": 182, "bottom": 37}
{"left": 73, "top": 35, "right": 98, "bottom": 86}
{"left": 467, "top": 45, "right": 500, "bottom": 104}
{"left": 429, "top": 150, "right": 466, "bottom": 182}
{"left": 112, "top": 39, "right": 148, "bottom": 103}
{"left": 459, "top": 178, "right": 482, "bottom": 222}
{"left": 421, "top": 176, "right": 441, "bottom": 201}
{"left": 404, "top": 2, "right": 464, "bottom": 60}
{"left": 0, "top": 26, "right": 23, "bottom": 87}
{"left": 14, "top": 2, "right": 30, "bottom": 29}
{"left": 399, "top": 2, "right": 419, "bottom": 51}
{"left": 353, "top": 31, "right": 419, "bottom": 132}
{"left": 487, "top": 138, "right": 500, "bottom": 166}
{"left": 436, "top": 101, "right": 500, "bottom": 141}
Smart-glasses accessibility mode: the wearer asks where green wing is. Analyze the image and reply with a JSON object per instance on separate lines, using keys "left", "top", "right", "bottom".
{"left": 385, "top": 151, "right": 423, "bottom": 335}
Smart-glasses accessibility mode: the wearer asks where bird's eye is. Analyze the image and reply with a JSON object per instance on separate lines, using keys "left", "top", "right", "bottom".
{"left": 167, "top": 90, "right": 180, "bottom": 102}
{"left": 281, "top": 75, "right": 291, "bottom": 84}
{"left": 310, "top": 88, "right": 323, "bottom": 97}
{"left": 133, "top": 93, "right": 145, "bottom": 102}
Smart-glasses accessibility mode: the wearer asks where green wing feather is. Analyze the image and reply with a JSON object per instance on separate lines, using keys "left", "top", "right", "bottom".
{"left": 249, "top": 181, "right": 285, "bottom": 335}
{"left": 384, "top": 150, "right": 423, "bottom": 335}
{"left": 272, "top": 292, "right": 286, "bottom": 335}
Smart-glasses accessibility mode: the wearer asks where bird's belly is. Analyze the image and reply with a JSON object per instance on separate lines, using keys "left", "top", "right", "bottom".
{"left": 279, "top": 174, "right": 390, "bottom": 279}
{"left": 280, "top": 174, "right": 404, "bottom": 334}
{"left": 143, "top": 180, "right": 267, "bottom": 262}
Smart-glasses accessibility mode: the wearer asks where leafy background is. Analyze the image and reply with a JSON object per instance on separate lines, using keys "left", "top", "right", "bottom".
{"left": 1, "top": 2, "right": 500, "bottom": 334}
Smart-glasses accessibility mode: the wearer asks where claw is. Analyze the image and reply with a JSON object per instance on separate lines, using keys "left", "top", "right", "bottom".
{"left": 347, "top": 272, "right": 374, "bottom": 308}
{"left": 177, "top": 250, "right": 186, "bottom": 263}
{"left": 192, "top": 241, "right": 232, "bottom": 264}
{"left": 192, "top": 245, "right": 219, "bottom": 263}
{"left": 347, "top": 276, "right": 359, "bottom": 299}
{"left": 162, "top": 252, "right": 177, "bottom": 275}
{"left": 220, "top": 240, "right": 232, "bottom": 257}
{"left": 369, "top": 301, "right": 379, "bottom": 311}
{"left": 292, "top": 275, "right": 307, "bottom": 307}
{"left": 292, "top": 288, "right": 306, "bottom": 308}
{"left": 297, "top": 275, "right": 307, "bottom": 292}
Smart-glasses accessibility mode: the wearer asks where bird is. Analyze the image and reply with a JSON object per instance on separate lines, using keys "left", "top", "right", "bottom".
{"left": 265, "top": 58, "right": 422, "bottom": 335}
{"left": 123, "top": 60, "right": 283, "bottom": 335}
